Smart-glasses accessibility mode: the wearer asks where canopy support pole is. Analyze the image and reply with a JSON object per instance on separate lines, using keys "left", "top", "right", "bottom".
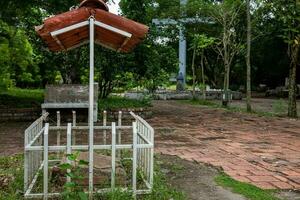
{"left": 88, "top": 17, "right": 95, "bottom": 200}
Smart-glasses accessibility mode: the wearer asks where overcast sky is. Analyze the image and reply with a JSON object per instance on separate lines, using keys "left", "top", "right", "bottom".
{"left": 107, "top": 0, "right": 120, "bottom": 14}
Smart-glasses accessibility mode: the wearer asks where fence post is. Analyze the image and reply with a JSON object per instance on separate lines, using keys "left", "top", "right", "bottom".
{"left": 67, "top": 123, "right": 72, "bottom": 183}
{"left": 111, "top": 122, "right": 116, "bottom": 189}
{"left": 24, "top": 130, "right": 29, "bottom": 192}
{"left": 132, "top": 122, "right": 137, "bottom": 198}
{"left": 43, "top": 123, "right": 49, "bottom": 200}
{"left": 103, "top": 111, "right": 107, "bottom": 145}
{"left": 57, "top": 111, "right": 61, "bottom": 157}
{"left": 72, "top": 111, "right": 76, "bottom": 145}
{"left": 117, "top": 111, "right": 122, "bottom": 158}
{"left": 150, "top": 127, "right": 154, "bottom": 188}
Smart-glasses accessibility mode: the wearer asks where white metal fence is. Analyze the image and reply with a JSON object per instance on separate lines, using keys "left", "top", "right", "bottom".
{"left": 24, "top": 111, "right": 154, "bottom": 199}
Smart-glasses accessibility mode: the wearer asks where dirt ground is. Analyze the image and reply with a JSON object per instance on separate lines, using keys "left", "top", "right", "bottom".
{"left": 0, "top": 122, "right": 30, "bottom": 156}
{"left": 158, "top": 154, "right": 299, "bottom": 200}
{"left": 158, "top": 154, "right": 247, "bottom": 200}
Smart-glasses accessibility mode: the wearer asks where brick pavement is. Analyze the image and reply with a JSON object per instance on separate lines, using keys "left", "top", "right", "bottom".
{"left": 149, "top": 101, "right": 300, "bottom": 190}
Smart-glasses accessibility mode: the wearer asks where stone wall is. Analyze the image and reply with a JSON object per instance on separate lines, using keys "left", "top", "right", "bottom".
{"left": 152, "top": 90, "right": 243, "bottom": 100}
{"left": 45, "top": 84, "right": 98, "bottom": 103}
{"left": 0, "top": 108, "right": 41, "bottom": 121}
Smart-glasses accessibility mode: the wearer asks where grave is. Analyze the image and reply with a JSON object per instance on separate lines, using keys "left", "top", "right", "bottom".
{"left": 24, "top": 0, "right": 153, "bottom": 199}
{"left": 42, "top": 84, "right": 99, "bottom": 122}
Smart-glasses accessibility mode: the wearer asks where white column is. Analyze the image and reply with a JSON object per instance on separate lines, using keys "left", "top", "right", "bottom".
{"left": 179, "top": 27, "right": 186, "bottom": 85}
{"left": 88, "top": 17, "right": 95, "bottom": 199}
{"left": 179, "top": 0, "right": 188, "bottom": 88}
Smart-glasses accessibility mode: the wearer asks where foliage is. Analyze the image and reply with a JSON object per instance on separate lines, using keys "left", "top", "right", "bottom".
{"left": 143, "top": 160, "right": 186, "bottom": 200}
{"left": 98, "top": 96, "right": 151, "bottom": 111}
{"left": 215, "top": 173, "right": 280, "bottom": 200}
{"left": 0, "top": 155, "right": 24, "bottom": 200}
{"left": 191, "top": 34, "right": 216, "bottom": 53}
{"left": 59, "top": 152, "right": 89, "bottom": 200}
{"left": 190, "top": 34, "right": 216, "bottom": 98}
{"left": 0, "top": 20, "right": 38, "bottom": 90}
{"left": 0, "top": 88, "right": 43, "bottom": 109}
{"left": 0, "top": 0, "right": 299, "bottom": 113}
{"left": 120, "top": 0, "right": 179, "bottom": 93}
{"left": 0, "top": 154, "right": 185, "bottom": 200}
{"left": 264, "top": 0, "right": 300, "bottom": 118}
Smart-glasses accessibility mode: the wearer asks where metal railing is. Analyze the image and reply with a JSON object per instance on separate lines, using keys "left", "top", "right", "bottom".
{"left": 24, "top": 111, "right": 154, "bottom": 199}
{"left": 24, "top": 112, "right": 49, "bottom": 195}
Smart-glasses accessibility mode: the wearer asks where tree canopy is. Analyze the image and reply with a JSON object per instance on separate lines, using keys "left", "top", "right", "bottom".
{"left": 0, "top": 0, "right": 298, "bottom": 104}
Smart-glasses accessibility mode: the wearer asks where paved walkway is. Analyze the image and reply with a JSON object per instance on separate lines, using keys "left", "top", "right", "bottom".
{"left": 149, "top": 101, "right": 300, "bottom": 190}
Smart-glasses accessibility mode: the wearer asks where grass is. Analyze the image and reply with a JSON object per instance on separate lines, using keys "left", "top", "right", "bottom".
{"left": 0, "top": 154, "right": 185, "bottom": 200}
{"left": 0, "top": 88, "right": 44, "bottom": 109}
{"left": 98, "top": 96, "right": 151, "bottom": 111}
{"left": 0, "top": 155, "right": 24, "bottom": 200}
{"left": 215, "top": 173, "right": 280, "bottom": 200}
{"left": 180, "top": 99, "right": 280, "bottom": 118}
{"left": 0, "top": 88, "right": 152, "bottom": 111}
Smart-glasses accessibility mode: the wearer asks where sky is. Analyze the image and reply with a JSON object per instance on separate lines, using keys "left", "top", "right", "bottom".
{"left": 107, "top": 0, "right": 121, "bottom": 15}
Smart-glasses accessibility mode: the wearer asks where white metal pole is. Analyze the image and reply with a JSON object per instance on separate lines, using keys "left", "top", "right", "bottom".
{"left": 57, "top": 111, "right": 61, "bottom": 157}
{"left": 72, "top": 111, "right": 76, "bottom": 145}
{"left": 111, "top": 122, "right": 116, "bottom": 189}
{"left": 132, "top": 122, "right": 137, "bottom": 198}
{"left": 43, "top": 123, "right": 49, "bottom": 200}
{"left": 103, "top": 111, "right": 107, "bottom": 145}
{"left": 118, "top": 111, "right": 122, "bottom": 158}
{"left": 67, "top": 123, "right": 72, "bottom": 183}
{"left": 88, "top": 17, "right": 95, "bottom": 199}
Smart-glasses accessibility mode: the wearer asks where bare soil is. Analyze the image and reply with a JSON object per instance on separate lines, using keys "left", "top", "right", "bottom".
{"left": 158, "top": 154, "right": 247, "bottom": 200}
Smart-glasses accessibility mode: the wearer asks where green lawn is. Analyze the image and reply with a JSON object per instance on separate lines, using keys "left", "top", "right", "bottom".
{"left": 215, "top": 173, "right": 280, "bottom": 200}
{"left": 0, "top": 88, "right": 44, "bottom": 109}
{"left": 180, "top": 99, "right": 278, "bottom": 118}
{"left": 0, "top": 88, "right": 151, "bottom": 111}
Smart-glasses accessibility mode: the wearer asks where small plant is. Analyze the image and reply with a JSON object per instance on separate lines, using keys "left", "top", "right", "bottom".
{"left": 59, "top": 152, "right": 89, "bottom": 200}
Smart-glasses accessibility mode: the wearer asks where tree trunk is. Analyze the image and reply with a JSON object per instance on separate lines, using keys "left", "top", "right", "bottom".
{"left": 288, "top": 44, "right": 299, "bottom": 118}
{"left": 246, "top": 0, "right": 252, "bottom": 112}
{"left": 223, "top": 47, "right": 230, "bottom": 107}
{"left": 222, "top": 18, "right": 230, "bottom": 107}
{"left": 200, "top": 51, "right": 206, "bottom": 99}
{"left": 192, "top": 47, "right": 196, "bottom": 99}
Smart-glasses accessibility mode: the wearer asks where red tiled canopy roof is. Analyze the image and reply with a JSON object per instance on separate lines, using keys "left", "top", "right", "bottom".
{"left": 36, "top": 0, "right": 149, "bottom": 53}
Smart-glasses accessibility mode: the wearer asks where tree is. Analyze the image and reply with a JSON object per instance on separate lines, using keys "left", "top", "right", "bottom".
{"left": 209, "top": 0, "right": 245, "bottom": 106}
{"left": 268, "top": 0, "right": 300, "bottom": 117}
{"left": 246, "top": 0, "right": 252, "bottom": 112}
{"left": 119, "top": 0, "right": 178, "bottom": 93}
{"left": 0, "top": 20, "right": 37, "bottom": 90}
{"left": 191, "top": 34, "right": 215, "bottom": 99}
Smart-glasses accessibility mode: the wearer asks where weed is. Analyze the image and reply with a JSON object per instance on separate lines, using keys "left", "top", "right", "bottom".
{"left": 215, "top": 173, "right": 280, "bottom": 200}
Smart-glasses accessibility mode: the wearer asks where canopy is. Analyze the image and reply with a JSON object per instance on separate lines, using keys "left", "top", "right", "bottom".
{"left": 36, "top": 0, "right": 149, "bottom": 52}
